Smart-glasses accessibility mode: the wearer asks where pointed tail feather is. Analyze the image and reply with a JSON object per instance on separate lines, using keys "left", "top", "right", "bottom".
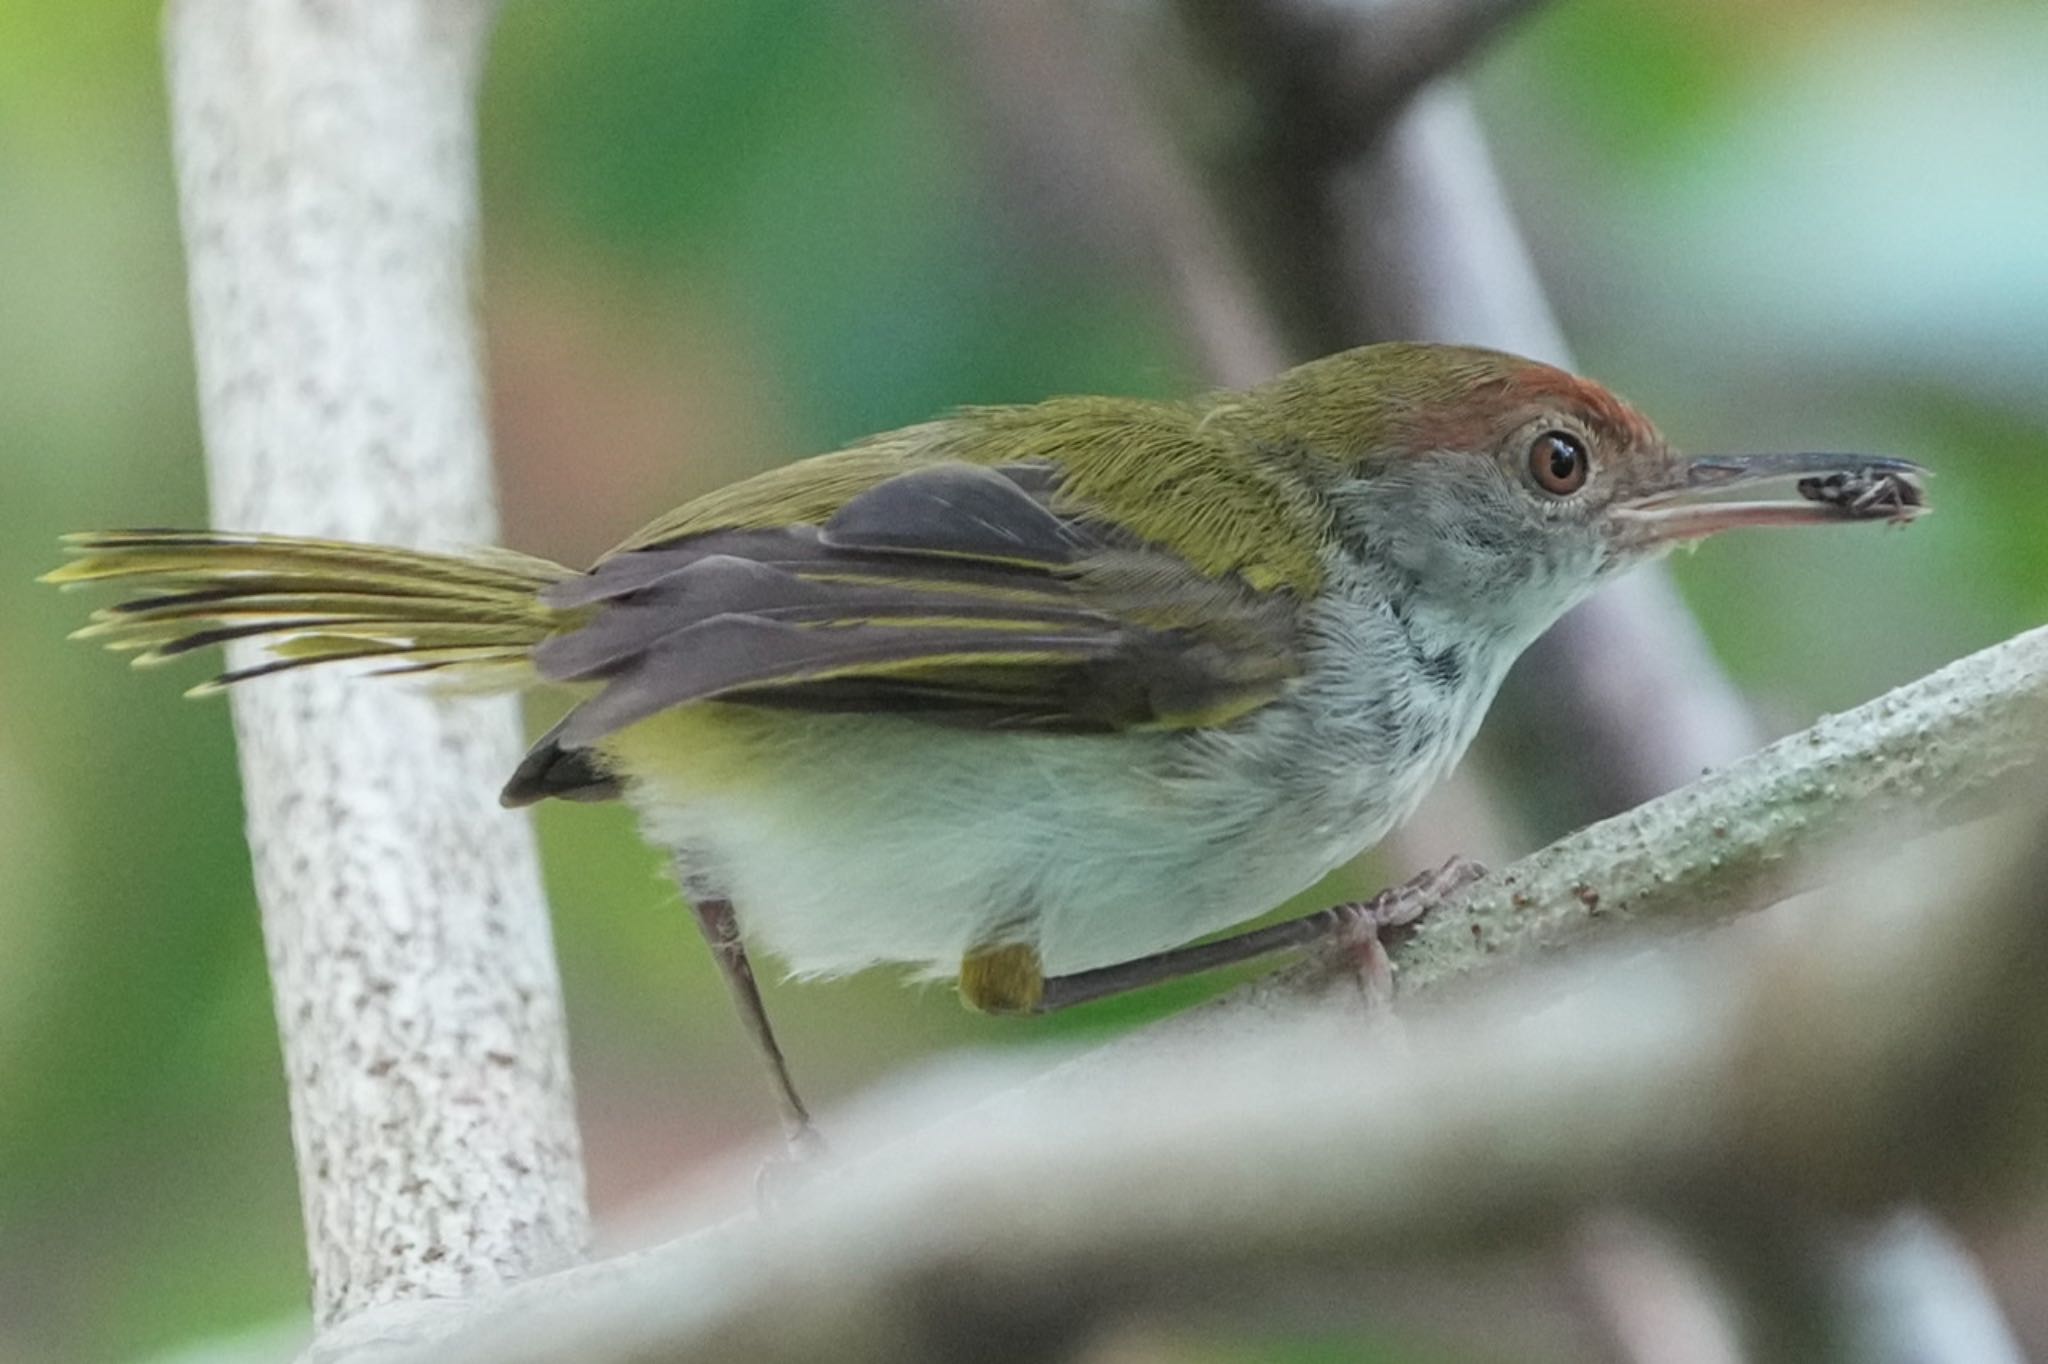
{"left": 44, "top": 530, "right": 578, "bottom": 695}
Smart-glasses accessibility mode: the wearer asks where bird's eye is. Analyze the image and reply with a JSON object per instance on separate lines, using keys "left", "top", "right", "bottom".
{"left": 1528, "top": 430, "right": 1589, "bottom": 496}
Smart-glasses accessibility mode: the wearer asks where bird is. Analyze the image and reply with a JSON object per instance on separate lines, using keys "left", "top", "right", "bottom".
{"left": 47, "top": 341, "right": 1926, "bottom": 1150}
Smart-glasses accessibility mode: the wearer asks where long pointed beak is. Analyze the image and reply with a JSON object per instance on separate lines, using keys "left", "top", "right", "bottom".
{"left": 1612, "top": 452, "right": 1929, "bottom": 544}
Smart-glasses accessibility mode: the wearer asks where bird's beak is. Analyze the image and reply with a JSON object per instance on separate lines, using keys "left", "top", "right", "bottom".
{"left": 1611, "top": 452, "right": 1929, "bottom": 545}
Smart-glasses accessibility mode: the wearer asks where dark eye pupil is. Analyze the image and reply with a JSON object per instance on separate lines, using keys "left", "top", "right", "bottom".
{"left": 1532, "top": 431, "right": 1588, "bottom": 493}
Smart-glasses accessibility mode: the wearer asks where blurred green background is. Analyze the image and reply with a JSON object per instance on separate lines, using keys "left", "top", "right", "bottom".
{"left": 2, "top": 0, "right": 2043, "bottom": 1359}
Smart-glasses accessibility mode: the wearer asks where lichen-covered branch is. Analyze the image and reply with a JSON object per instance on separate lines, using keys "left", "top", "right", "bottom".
{"left": 1016, "top": 623, "right": 2048, "bottom": 1068}
{"left": 165, "top": 0, "right": 586, "bottom": 1324}
{"left": 300, "top": 623, "right": 2048, "bottom": 1364}
{"left": 1381, "top": 620, "right": 2048, "bottom": 996}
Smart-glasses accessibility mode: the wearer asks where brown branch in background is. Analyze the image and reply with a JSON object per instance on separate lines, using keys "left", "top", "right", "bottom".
{"left": 939, "top": 0, "right": 1762, "bottom": 845}
{"left": 925, "top": 0, "right": 1528, "bottom": 863}
{"left": 1339, "top": 88, "right": 1764, "bottom": 813}
{"left": 1169, "top": 5, "right": 1765, "bottom": 816}
{"left": 1243, "top": 0, "right": 1553, "bottom": 146}
{"left": 1570, "top": 1213, "right": 1747, "bottom": 1364}
{"left": 920, "top": 0, "right": 1287, "bottom": 388}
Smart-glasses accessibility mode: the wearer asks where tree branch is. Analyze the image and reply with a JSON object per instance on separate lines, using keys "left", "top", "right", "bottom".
{"left": 925, "top": 0, "right": 1289, "bottom": 389}
{"left": 165, "top": 0, "right": 587, "bottom": 1323}
{"left": 1192, "top": 0, "right": 1549, "bottom": 155}
{"left": 1161, "top": 13, "right": 2013, "bottom": 1348}
{"left": 931, "top": 0, "right": 1548, "bottom": 864}
{"left": 1232, "top": 622, "right": 2048, "bottom": 1009}
{"left": 1336, "top": 86, "right": 1766, "bottom": 810}
{"left": 1570, "top": 1213, "right": 1748, "bottom": 1364}
{"left": 1834, "top": 1211, "right": 2028, "bottom": 1364}
{"left": 300, "top": 624, "right": 2048, "bottom": 1364}
{"left": 1173, "top": 12, "right": 1767, "bottom": 810}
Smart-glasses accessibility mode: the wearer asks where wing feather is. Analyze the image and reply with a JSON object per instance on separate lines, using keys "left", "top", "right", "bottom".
{"left": 536, "top": 461, "right": 1303, "bottom": 750}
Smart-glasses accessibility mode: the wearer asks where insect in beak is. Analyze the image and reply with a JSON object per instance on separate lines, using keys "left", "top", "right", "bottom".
{"left": 1612, "top": 452, "right": 1928, "bottom": 545}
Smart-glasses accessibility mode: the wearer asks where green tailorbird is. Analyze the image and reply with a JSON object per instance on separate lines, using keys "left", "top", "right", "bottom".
{"left": 49, "top": 341, "right": 1926, "bottom": 1149}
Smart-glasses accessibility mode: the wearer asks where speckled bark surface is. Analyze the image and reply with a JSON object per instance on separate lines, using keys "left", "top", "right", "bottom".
{"left": 165, "top": 0, "right": 588, "bottom": 1325}
{"left": 1386, "top": 622, "right": 2048, "bottom": 995}
{"left": 296, "top": 622, "right": 2048, "bottom": 1364}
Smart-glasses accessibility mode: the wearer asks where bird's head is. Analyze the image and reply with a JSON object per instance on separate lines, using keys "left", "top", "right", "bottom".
{"left": 1241, "top": 343, "right": 1925, "bottom": 638}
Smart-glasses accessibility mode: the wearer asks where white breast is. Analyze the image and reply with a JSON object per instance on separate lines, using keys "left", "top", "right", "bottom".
{"left": 632, "top": 567, "right": 1537, "bottom": 982}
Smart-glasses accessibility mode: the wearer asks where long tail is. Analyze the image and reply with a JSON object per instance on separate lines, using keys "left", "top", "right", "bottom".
{"left": 44, "top": 530, "right": 578, "bottom": 695}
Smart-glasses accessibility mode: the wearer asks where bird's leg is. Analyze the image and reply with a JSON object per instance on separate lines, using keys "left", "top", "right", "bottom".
{"left": 678, "top": 877, "right": 823, "bottom": 1159}
{"left": 1022, "top": 856, "right": 1485, "bottom": 1014}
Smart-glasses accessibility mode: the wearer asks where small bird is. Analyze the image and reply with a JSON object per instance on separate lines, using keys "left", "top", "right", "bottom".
{"left": 48, "top": 342, "right": 1925, "bottom": 1149}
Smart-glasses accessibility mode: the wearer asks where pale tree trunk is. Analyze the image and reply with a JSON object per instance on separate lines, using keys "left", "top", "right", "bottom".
{"left": 164, "top": 0, "right": 588, "bottom": 1326}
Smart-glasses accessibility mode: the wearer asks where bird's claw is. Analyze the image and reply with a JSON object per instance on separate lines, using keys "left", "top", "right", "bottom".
{"left": 1323, "top": 855, "right": 1487, "bottom": 1010}
{"left": 1334, "top": 854, "right": 1487, "bottom": 935}
{"left": 753, "top": 1122, "right": 832, "bottom": 1214}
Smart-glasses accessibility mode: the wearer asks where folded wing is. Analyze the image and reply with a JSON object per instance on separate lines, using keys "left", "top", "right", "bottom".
{"left": 531, "top": 462, "right": 1303, "bottom": 758}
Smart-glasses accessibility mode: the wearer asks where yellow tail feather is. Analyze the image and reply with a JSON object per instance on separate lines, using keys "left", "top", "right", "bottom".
{"left": 45, "top": 530, "right": 578, "bottom": 694}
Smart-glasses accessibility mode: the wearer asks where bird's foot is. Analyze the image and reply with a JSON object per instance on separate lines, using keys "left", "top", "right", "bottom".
{"left": 1343, "top": 854, "right": 1487, "bottom": 934}
{"left": 1322, "top": 855, "right": 1487, "bottom": 1011}
{"left": 753, "top": 1121, "right": 832, "bottom": 1214}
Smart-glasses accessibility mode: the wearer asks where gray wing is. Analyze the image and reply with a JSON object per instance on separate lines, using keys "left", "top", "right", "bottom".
{"left": 502, "top": 462, "right": 1300, "bottom": 806}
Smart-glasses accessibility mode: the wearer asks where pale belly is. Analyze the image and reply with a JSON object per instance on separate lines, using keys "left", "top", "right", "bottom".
{"left": 609, "top": 667, "right": 1480, "bottom": 981}
{"left": 600, "top": 542, "right": 1567, "bottom": 983}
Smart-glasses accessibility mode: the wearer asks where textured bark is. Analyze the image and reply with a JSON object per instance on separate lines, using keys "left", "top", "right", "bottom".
{"left": 299, "top": 622, "right": 2048, "bottom": 1364}
{"left": 165, "top": 0, "right": 587, "bottom": 1325}
{"left": 1232, "top": 623, "right": 2048, "bottom": 1007}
